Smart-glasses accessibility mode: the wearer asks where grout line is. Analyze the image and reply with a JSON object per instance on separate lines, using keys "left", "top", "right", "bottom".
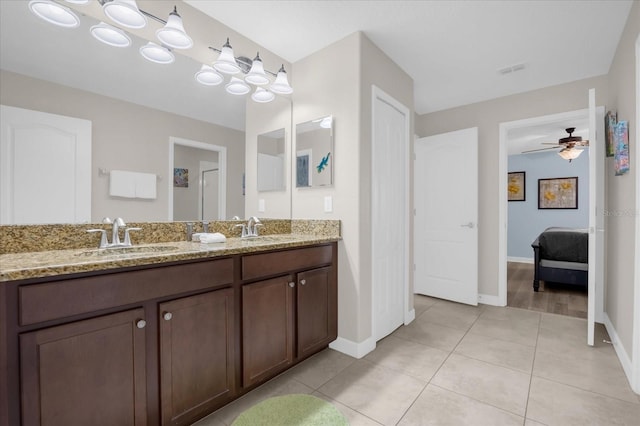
{"left": 523, "top": 307, "right": 542, "bottom": 423}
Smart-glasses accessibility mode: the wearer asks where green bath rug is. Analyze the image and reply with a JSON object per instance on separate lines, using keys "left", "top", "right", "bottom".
{"left": 231, "top": 394, "right": 349, "bottom": 426}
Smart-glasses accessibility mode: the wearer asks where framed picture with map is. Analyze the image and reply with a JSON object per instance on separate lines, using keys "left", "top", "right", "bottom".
{"left": 538, "top": 177, "right": 578, "bottom": 209}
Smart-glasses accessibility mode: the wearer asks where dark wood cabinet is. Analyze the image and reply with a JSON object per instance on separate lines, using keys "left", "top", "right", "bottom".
{"left": 297, "top": 267, "right": 337, "bottom": 359}
{"left": 19, "top": 309, "right": 148, "bottom": 426}
{"left": 242, "top": 276, "right": 294, "bottom": 387}
{"left": 159, "top": 289, "right": 235, "bottom": 426}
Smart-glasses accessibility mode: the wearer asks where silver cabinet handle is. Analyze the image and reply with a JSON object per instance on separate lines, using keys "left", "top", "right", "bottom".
{"left": 300, "top": 279, "right": 306, "bottom": 285}
{"left": 136, "top": 319, "right": 146, "bottom": 329}
{"left": 288, "top": 282, "right": 295, "bottom": 288}
{"left": 163, "top": 312, "right": 173, "bottom": 321}
{"left": 460, "top": 222, "right": 475, "bottom": 228}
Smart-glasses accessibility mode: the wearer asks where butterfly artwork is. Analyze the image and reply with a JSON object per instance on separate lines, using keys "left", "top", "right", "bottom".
{"left": 317, "top": 152, "right": 331, "bottom": 173}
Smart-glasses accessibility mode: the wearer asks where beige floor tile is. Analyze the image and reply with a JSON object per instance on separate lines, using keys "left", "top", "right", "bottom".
{"left": 468, "top": 315, "right": 539, "bottom": 347}
{"left": 208, "top": 374, "right": 314, "bottom": 425}
{"left": 413, "top": 294, "right": 438, "bottom": 316}
{"left": 432, "top": 353, "right": 531, "bottom": 416}
{"left": 454, "top": 332, "right": 535, "bottom": 373}
{"left": 533, "top": 348, "right": 639, "bottom": 403}
{"left": 397, "top": 384, "right": 524, "bottom": 426}
{"left": 281, "top": 348, "right": 355, "bottom": 389}
{"left": 524, "top": 419, "right": 548, "bottom": 426}
{"left": 318, "top": 359, "right": 426, "bottom": 425}
{"left": 527, "top": 376, "right": 640, "bottom": 426}
{"left": 364, "top": 335, "right": 449, "bottom": 382}
{"left": 312, "top": 391, "right": 384, "bottom": 426}
{"left": 416, "top": 299, "right": 483, "bottom": 331}
{"left": 482, "top": 305, "right": 541, "bottom": 324}
{"left": 392, "top": 319, "right": 467, "bottom": 352}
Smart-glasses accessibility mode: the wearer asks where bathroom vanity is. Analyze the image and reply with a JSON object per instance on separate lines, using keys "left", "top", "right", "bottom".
{"left": 0, "top": 232, "right": 338, "bottom": 426}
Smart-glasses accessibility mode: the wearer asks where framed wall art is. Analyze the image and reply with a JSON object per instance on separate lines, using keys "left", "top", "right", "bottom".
{"left": 538, "top": 176, "right": 578, "bottom": 209}
{"left": 173, "top": 168, "right": 189, "bottom": 188}
{"left": 508, "top": 171, "right": 526, "bottom": 201}
{"left": 605, "top": 110, "right": 617, "bottom": 157}
{"left": 614, "top": 120, "right": 629, "bottom": 176}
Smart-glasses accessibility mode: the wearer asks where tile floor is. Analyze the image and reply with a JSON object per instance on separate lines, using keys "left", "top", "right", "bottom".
{"left": 195, "top": 295, "right": 640, "bottom": 425}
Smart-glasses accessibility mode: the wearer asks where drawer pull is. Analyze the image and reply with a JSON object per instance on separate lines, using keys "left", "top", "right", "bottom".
{"left": 288, "top": 282, "right": 295, "bottom": 288}
{"left": 136, "top": 319, "right": 146, "bottom": 329}
{"left": 300, "top": 279, "right": 306, "bottom": 285}
{"left": 163, "top": 312, "right": 173, "bottom": 321}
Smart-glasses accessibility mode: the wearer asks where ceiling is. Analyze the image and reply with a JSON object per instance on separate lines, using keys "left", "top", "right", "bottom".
{"left": 186, "top": 0, "right": 632, "bottom": 115}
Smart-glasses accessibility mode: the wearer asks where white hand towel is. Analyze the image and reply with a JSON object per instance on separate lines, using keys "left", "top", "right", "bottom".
{"left": 135, "top": 172, "right": 157, "bottom": 199}
{"left": 199, "top": 233, "right": 227, "bottom": 244}
{"left": 109, "top": 170, "right": 136, "bottom": 198}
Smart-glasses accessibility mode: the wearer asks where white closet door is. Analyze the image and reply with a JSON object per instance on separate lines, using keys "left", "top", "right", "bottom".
{"left": 0, "top": 105, "right": 91, "bottom": 224}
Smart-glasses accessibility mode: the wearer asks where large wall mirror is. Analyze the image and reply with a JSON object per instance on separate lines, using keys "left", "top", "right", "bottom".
{"left": 0, "top": 1, "right": 291, "bottom": 223}
{"left": 296, "top": 116, "right": 334, "bottom": 188}
{"left": 257, "top": 128, "right": 286, "bottom": 192}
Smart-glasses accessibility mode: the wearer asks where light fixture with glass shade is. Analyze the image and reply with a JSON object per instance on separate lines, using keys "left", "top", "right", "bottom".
{"left": 251, "top": 88, "right": 275, "bottom": 103}
{"left": 29, "top": 0, "right": 80, "bottom": 28}
{"left": 226, "top": 77, "right": 251, "bottom": 95}
{"left": 103, "top": 0, "right": 146, "bottom": 29}
{"left": 65, "top": 0, "right": 90, "bottom": 4}
{"left": 270, "top": 65, "right": 293, "bottom": 94}
{"left": 557, "top": 147, "right": 583, "bottom": 162}
{"left": 213, "top": 38, "right": 241, "bottom": 75}
{"left": 90, "top": 22, "right": 131, "bottom": 47}
{"left": 195, "top": 64, "right": 224, "bottom": 86}
{"left": 245, "top": 53, "right": 270, "bottom": 86}
{"left": 320, "top": 116, "right": 333, "bottom": 129}
{"left": 139, "top": 42, "right": 174, "bottom": 64}
{"left": 156, "top": 6, "right": 192, "bottom": 49}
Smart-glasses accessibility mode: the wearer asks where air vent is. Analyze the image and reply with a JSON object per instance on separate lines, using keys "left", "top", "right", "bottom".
{"left": 498, "top": 63, "right": 526, "bottom": 75}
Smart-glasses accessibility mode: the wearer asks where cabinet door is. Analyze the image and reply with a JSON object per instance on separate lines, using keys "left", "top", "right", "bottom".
{"left": 297, "top": 267, "right": 337, "bottom": 359}
{"left": 242, "top": 276, "right": 294, "bottom": 387}
{"left": 20, "top": 309, "right": 147, "bottom": 426}
{"left": 159, "top": 288, "right": 235, "bottom": 426}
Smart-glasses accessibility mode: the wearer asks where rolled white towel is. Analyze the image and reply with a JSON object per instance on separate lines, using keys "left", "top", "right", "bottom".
{"left": 198, "top": 232, "right": 227, "bottom": 244}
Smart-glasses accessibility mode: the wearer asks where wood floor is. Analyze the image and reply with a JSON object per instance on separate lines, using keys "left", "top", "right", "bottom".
{"left": 507, "top": 262, "right": 588, "bottom": 319}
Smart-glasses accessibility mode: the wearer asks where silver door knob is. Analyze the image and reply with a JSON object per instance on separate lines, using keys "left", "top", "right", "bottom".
{"left": 163, "top": 312, "right": 173, "bottom": 321}
{"left": 288, "top": 282, "right": 295, "bottom": 288}
{"left": 460, "top": 222, "right": 475, "bottom": 228}
{"left": 300, "top": 279, "right": 306, "bottom": 285}
{"left": 136, "top": 319, "right": 146, "bottom": 329}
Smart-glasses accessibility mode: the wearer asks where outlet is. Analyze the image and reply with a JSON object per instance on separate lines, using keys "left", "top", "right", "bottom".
{"left": 258, "top": 199, "right": 265, "bottom": 212}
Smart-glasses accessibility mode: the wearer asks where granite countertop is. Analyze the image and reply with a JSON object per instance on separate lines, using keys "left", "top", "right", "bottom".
{"left": 0, "top": 234, "right": 340, "bottom": 282}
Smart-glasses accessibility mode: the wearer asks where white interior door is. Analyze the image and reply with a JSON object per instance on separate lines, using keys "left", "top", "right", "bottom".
{"left": 587, "top": 88, "right": 605, "bottom": 346}
{"left": 414, "top": 128, "right": 479, "bottom": 305}
{"left": 372, "top": 87, "right": 410, "bottom": 341}
{"left": 0, "top": 105, "right": 91, "bottom": 224}
{"left": 200, "top": 161, "right": 219, "bottom": 220}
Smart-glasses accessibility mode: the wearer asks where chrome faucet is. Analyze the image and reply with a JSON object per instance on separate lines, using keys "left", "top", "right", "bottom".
{"left": 111, "top": 217, "right": 126, "bottom": 246}
{"left": 247, "top": 216, "right": 263, "bottom": 237}
{"left": 87, "top": 217, "right": 140, "bottom": 248}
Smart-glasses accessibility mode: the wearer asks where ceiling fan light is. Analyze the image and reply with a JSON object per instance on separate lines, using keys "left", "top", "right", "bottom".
{"left": 558, "top": 147, "right": 583, "bottom": 161}
{"left": 65, "top": 0, "right": 90, "bottom": 4}
{"left": 251, "top": 87, "right": 275, "bottom": 103}
{"left": 213, "top": 38, "right": 240, "bottom": 75}
{"left": 270, "top": 65, "right": 293, "bottom": 94}
{"left": 195, "top": 64, "right": 223, "bottom": 86}
{"left": 245, "top": 53, "right": 270, "bottom": 86}
{"left": 226, "top": 77, "right": 250, "bottom": 95}
{"left": 156, "top": 6, "right": 193, "bottom": 49}
{"left": 90, "top": 22, "right": 131, "bottom": 47}
{"left": 29, "top": 0, "right": 80, "bottom": 28}
{"left": 139, "top": 42, "right": 174, "bottom": 64}
{"left": 103, "top": 0, "right": 146, "bottom": 29}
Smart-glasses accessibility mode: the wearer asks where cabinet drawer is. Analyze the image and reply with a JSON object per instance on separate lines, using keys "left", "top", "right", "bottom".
{"left": 242, "top": 245, "right": 333, "bottom": 280}
{"left": 19, "top": 258, "right": 233, "bottom": 326}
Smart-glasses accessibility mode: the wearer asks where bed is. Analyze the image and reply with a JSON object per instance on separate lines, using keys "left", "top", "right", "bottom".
{"left": 531, "top": 227, "right": 588, "bottom": 292}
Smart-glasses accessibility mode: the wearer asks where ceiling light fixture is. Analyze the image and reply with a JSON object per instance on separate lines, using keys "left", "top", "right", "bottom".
{"left": 245, "top": 53, "right": 269, "bottom": 86}
{"left": 102, "top": 0, "right": 146, "bottom": 29}
{"left": 270, "top": 65, "right": 293, "bottom": 95}
{"left": 226, "top": 77, "right": 251, "bottom": 95}
{"left": 156, "top": 6, "right": 192, "bottom": 49}
{"left": 139, "top": 42, "right": 174, "bottom": 64}
{"left": 65, "top": 0, "right": 90, "bottom": 4}
{"left": 251, "top": 87, "right": 275, "bottom": 103}
{"left": 214, "top": 38, "right": 241, "bottom": 75}
{"left": 557, "top": 147, "right": 583, "bottom": 162}
{"left": 90, "top": 22, "right": 131, "bottom": 47}
{"left": 29, "top": 0, "right": 80, "bottom": 28}
{"left": 195, "top": 64, "right": 224, "bottom": 86}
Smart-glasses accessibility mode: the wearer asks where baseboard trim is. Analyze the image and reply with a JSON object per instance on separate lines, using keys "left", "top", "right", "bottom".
{"left": 404, "top": 308, "right": 415, "bottom": 325}
{"left": 603, "top": 312, "right": 637, "bottom": 393}
{"left": 478, "top": 293, "right": 503, "bottom": 306}
{"left": 507, "top": 256, "right": 534, "bottom": 264}
{"left": 329, "top": 336, "right": 376, "bottom": 359}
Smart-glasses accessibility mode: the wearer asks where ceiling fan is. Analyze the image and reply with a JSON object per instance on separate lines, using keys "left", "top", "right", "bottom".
{"left": 522, "top": 127, "right": 590, "bottom": 154}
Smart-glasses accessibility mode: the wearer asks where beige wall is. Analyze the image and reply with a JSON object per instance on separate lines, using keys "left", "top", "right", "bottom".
{"left": 173, "top": 145, "right": 218, "bottom": 220}
{"left": 415, "top": 75, "right": 608, "bottom": 297}
{"left": 605, "top": 1, "right": 639, "bottom": 361}
{"left": 0, "top": 70, "right": 245, "bottom": 222}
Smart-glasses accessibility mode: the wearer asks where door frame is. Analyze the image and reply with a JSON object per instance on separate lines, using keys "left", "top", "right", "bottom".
{"left": 371, "top": 85, "right": 413, "bottom": 343}
{"left": 632, "top": 33, "right": 640, "bottom": 394}
{"left": 498, "top": 107, "right": 604, "bottom": 323}
{"left": 168, "top": 137, "right": 227, "bottom": 220}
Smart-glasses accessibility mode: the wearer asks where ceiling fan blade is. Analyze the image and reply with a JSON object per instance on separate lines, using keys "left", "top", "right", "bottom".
{"left": 522, "top": 146, "right": 561, "bottom": 154}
